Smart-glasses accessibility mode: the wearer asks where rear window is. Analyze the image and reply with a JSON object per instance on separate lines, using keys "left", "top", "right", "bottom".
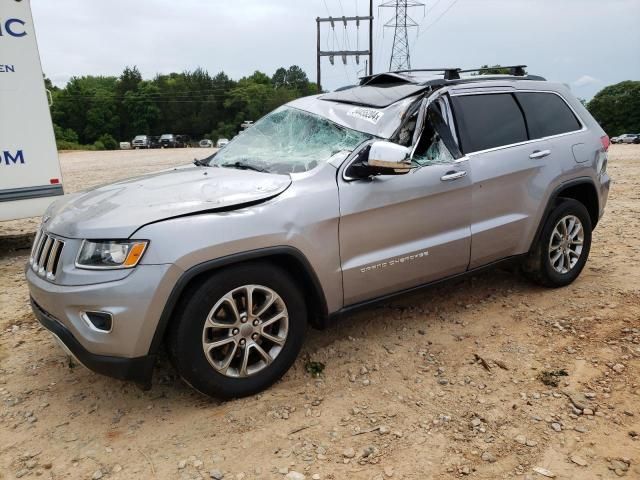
{"left": 451, "top": 94, "right": 528, "bottom": 153}
{"left": 515, "top": 92, "right": 581, "bottom": 139}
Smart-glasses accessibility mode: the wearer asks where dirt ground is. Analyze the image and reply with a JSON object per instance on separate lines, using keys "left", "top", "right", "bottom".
{"left": 0, "top": 146, "right": 638, "bottom": 480}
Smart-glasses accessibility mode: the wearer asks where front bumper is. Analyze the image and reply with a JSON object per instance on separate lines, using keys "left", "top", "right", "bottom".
{"left": 26, "top": 262, "right": 184, "bottom": 385}
{"left": 31, "top": 298, "right": 155, "bottom": 387}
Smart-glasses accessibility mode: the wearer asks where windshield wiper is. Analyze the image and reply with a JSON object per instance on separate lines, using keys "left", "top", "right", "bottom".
{"left": 220, "top": 161, "right": 268, "bottom": 173}
{"left": 193, "top": 158, "right": 210, "bottom": 167}
{"left": 194, "top": 151, "right": 218, "bottom": 167}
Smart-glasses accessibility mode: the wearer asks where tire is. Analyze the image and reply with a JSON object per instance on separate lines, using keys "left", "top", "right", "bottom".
{"left": 522, "top": 198, "right": 592, "bottom": 287}
{"left": 167, "top": 262, "right": 307, "bottom": 399}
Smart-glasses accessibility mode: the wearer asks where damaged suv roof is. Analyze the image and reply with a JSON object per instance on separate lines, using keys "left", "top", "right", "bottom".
{"left": 289, "top": 69, "right": 547, "bottom": 139}
{"left": 320, "top": 82, "right": 428, "bottom": 108}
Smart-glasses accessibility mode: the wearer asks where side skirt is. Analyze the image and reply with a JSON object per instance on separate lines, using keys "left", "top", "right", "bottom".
{"left": 327, "top": 254, "right": 526, "bottom": 324}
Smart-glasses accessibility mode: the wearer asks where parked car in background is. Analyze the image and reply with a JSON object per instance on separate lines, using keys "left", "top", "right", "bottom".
{"left": 611, "top": 133, "right": 638, "bottom": 144}
{"left": 240, "top": 120, "right": 254, "bottom": 130}
{"left": 132, "top": 135, "right": 150, "bottom": 149}
{"left": 216, "top": 138, "right": 229, "bottom": 148}
{"left": 26, "top": 66, "right": 610, "bottom": 399}
{"left": 199, "top": 139, "right": 213, "bottom": 148}
{"left": 119, "top": 141, "right": 131, "bottom": 150}
{"left": 176, "top": 135, "right": 190, "bottom": 148}
{"left": 149, "top": 136, "right": 161, "bottom": 149}
{"left": 160, "top": 134, "right": 177, "bottom": 148}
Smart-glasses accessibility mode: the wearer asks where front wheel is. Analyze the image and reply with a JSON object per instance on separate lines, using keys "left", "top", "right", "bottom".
{"left": 522, "top": 198, "right": 592, "bottom": 287}
{"left": 167, "top": 263, "right": 307, "bottom": 398}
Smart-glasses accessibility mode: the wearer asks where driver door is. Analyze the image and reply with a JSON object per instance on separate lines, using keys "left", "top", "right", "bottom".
{"left": 337, "top": 98, "right": 472, "bottom": 306}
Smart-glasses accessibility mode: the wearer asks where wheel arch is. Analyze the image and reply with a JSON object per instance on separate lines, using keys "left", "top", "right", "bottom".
{"left": 147, "top": 246, "right": 329, "bottom": 356}
{"left": 530, "top": 178, "right": 599, "bottom": 251}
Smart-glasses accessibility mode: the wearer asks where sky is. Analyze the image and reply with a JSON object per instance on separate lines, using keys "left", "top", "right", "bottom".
{"left": 30, "top": 0, "right": 640, "bottom": 100}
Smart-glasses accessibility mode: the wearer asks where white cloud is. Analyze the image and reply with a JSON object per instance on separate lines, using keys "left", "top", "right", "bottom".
{"left": 572, "top": 75, "right": 602, "bottom": 88}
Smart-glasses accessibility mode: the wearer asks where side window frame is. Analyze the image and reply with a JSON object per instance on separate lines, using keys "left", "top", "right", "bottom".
{"left": 410, "top": 93, "right": 463, "bottom": 164}
{"left": 514, "top": 91, "right": 585, "bottom": 141}
{"left": 449, "top": 89, "right": 586, "bottom": 156}
{"left": 450, "top": 92, "right": 529, "bottom": 154}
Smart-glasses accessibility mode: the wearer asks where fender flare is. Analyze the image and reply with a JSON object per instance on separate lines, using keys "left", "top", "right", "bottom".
{"left": 147, "top": 246, "right": 329, "bottom": 355}
{"left": 529, "top": 177, "right": 599, "bottom": 251}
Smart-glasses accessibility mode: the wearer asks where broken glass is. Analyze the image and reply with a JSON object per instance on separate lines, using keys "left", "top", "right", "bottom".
{"left": 413, "top": 137, "right": 455, "bottom": 166}
{"left": 209, "top": 106, "right": 372, "bottom": 174}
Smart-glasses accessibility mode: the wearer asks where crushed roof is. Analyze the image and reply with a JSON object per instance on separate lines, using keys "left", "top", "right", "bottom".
{"left": 320, "top": 70, "right": 546, "bottom": 109}
{"left": 319, "top": 83, "right": 428, "bottom": 108}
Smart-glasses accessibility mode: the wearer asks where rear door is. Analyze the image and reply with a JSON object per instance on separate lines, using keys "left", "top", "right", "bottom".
{"left": 451, "top": 91, "right": 551, "bottom": 268}
{"left": 450, "top": 89, "right": 584, "bottom": 268}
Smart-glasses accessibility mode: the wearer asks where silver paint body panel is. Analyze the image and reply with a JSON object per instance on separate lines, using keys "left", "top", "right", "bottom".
{"left": 26, "top": 79, "right": 611, "bottom": 360}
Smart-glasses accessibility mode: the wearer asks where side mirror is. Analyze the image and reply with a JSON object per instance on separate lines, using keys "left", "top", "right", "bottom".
{"left": 367, "top": 141, "right": 412, "bottom": 174}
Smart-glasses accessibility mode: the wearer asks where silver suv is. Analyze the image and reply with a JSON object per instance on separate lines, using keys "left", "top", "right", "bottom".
{"left": 26, "top": 67, "right": 611, "bottom": 398}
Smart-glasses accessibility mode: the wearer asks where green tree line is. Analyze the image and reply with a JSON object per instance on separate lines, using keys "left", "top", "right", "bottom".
{"left": 587, "top": 81, "right": 640, "bottom": 137}
{"left": 48, "top": 64, "right": 639, "bottom": 150}
{"left": 48, "top": 65, "right": 317, "bottom": 150}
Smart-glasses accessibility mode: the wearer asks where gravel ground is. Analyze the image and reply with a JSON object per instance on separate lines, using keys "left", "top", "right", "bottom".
{"left": 0, "top": 146, "right": 638, "bottom": 480}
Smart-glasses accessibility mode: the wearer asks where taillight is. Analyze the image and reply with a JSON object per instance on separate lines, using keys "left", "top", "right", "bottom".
{"left": 601, "top": 135, "right": 610, "bottom": 152}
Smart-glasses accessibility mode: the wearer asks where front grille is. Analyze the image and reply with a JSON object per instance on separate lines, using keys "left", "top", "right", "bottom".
{"left": 30, "top": 229, "right": 65, "bottom": 280}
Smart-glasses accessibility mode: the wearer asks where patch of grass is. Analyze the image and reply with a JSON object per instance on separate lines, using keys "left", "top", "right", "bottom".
{"left": 304, "top": 359, "right": 325, "bottom": 377}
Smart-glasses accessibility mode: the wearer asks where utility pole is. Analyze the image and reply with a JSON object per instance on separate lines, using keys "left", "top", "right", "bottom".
{"left": 380, "top": 0, "right": 424, "bottom": 71}
{"left": 369, "top": 0, "right": 374, "bottom": 76}
{"left": 316, "top": 0, "right": 374, "bottom": 93}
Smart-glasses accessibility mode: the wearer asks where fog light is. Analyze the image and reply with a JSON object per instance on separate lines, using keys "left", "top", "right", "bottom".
{"left": 81, "top": 311, "right": 113, "bottom": 333}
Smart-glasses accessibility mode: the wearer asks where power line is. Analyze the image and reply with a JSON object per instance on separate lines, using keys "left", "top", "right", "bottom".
{"left": 60, "top": 88, "right": 231, "bottom": 98}
{"left": 409, "top": 0, "right": 460, "bottom": 61}
{"left": 424, "top": 0, "right": 460, "bottom": 30}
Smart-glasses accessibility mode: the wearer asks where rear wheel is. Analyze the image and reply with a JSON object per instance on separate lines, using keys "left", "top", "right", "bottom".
{"left": 167, "top": 263, "right": 307, "bottom": 398}
{"left": 522, "top": 198, "right": 592, "bottom": 287}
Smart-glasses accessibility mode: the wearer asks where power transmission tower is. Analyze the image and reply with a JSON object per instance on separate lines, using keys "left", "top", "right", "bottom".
{"left": 380, "top": 0, "right": 424, "bottom": 71}
{"left": 316, "top": 1, "right": 374, "bottom": 92}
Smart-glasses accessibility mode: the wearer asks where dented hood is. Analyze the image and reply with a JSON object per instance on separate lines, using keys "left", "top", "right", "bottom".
{"left": 45, "top": 166, "right": 291, "bottom": 238}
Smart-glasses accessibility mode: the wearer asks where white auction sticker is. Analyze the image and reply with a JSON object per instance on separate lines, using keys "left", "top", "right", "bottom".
{"left": 347, "top": 107, "right": 384, "bottom": 125}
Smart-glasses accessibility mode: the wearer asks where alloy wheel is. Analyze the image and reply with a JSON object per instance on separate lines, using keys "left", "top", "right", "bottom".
{"left": 201, "top": 285, "right": 289, "bottom": 378}
{"left": 548, "top": 214, "right": 584, "bottom": 274}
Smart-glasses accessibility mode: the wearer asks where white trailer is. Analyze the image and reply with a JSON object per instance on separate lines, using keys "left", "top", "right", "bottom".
{"left": 0, "top": 0, "right": 63, "bottom": 222}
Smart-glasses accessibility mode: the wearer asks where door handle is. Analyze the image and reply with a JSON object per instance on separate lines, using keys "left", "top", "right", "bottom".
{"left": 440, "top": 170, "right": 467, "bottom": 182}
{"left": 529, "top": 149, "right": 551, "bottom": 159}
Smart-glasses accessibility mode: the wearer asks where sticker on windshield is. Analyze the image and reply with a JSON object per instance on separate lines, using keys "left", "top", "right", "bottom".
{"left": 347, "top": 107, "right": 384, "bottom": 125}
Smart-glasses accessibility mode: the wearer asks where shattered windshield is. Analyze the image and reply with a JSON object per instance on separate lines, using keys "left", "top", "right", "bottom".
{"left": 207, "top": 106, "right": 372, "bottom": 174}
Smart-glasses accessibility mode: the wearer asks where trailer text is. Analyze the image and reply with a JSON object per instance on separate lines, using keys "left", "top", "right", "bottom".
{"left": 2, "top": 150, "right": 25, "bottom": 165}
{"left": 0, "top": 18, "right": 27, "bottom": 37}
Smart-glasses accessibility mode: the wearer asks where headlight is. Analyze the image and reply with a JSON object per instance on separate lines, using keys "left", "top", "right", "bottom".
{"left": 76, "top": 240, "right": 148, "bottom": 269}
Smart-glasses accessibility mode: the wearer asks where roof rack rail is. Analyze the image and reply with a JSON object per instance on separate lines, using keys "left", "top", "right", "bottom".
{"left": 359, "top": 65, "right": 543, "bottom": 86}
{"left": 389, "top": 65, "right": 529, "bottom": 80}
{"left": 458, "top": 65, "right": 528, "bottom": 77}
{"left": 390, "top": 68, "right": 462, "bottom": 80}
